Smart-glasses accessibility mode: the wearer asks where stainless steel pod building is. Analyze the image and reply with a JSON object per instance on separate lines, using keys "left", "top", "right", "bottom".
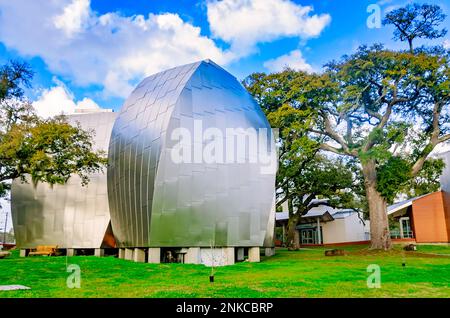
{"left": 11, "top": 111, "right": 117, "bottom": 249}
{"left": 108, "top": 60, "right": 277, "bottom": 249}
{"left": 10, "top": 60, "right": 277, "bottom": 263}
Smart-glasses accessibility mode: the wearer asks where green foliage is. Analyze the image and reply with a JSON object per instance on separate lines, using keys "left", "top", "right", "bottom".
{"left": 281, "top": 154, "right": 356, "bottom": 216}
{"left": 401, "top": 158, "right": 445, "bottom": 198}
{"left": 0, "top": 181, "right": 9, "bottom": 197}
{"left": 1, "top": 115, "right": 107, "bottom": 186}
{"left": 376, "top": 157, "right": 412, "bottom": 203}
{"left": 316, "top": 44, "right": 448, "bottom": 202}
{"left": 243, "top": 68, "right": 337, "bottom": 116}
{"left": 243, "top": 3, "right": 450, "bottom": 249}
{"left": 244, "top": 4, "right": 450, "bottom": 214}
{"left": 244, "top": 70, "right": 357, "bottom": 219}
{"left": 0, "top": 61, "right": 107, "bottom": 194}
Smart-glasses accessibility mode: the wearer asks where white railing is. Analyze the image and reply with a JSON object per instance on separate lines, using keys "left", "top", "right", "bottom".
{"left": 390, "top": 230, "right": 414, "bottom": 239}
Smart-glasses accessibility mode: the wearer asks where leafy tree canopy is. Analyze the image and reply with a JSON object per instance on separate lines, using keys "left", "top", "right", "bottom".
{"left": 244, "top": 70, "right": 361, "bottom": 248}
{"left": 244, "top": 3, "right": 450, "bottom": 250}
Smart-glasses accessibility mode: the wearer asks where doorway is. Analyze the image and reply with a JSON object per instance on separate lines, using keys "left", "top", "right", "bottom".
{"left": 301, "top": 229, "right": 316, "bottom": 245}
{"left": 399, "top": 217, "right": 413, "bottom": 238}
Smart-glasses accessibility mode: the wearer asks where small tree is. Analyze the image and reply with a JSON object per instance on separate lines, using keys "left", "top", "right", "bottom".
{"left": 383, "top": 3, "right": 447, "bottom": 53}
{"left": 244, "top": 70, "right": 357, "bottom": 249}
{"left": 278, "top": 154, "right": 356, "bottom": 249}
{"left": 0, "top": 61, "right": 107, "bottom": 196}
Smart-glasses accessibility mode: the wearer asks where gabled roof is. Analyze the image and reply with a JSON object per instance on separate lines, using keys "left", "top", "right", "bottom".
{"left": 332, "top": 209, "right": 357, "bottom": 219}
{"left": 388, "top": 191, "right": 440, "bottom": 215}
{"left": 387, "top": 199, "right": 414, "bottom": 215}
{"left": 300, "top": 210, "right": 334, "bottom": 223}
{"left": 275, "top": 204, "right": 358, "bottom": 222}
{"left": 275, "top": 212, "right": 289, "bottom": 221}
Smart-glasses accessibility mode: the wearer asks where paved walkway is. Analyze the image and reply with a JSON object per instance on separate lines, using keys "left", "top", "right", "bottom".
{"left": 0, "top": 285, "right": 31, "bottom": 291}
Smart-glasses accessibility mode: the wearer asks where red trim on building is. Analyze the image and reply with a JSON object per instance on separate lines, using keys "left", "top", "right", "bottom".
{"left": 1, "top": 243, "right": 16, "bottom": 250}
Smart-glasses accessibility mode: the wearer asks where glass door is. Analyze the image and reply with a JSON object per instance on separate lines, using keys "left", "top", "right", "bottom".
{"left": 301, "top": 229, "right": 316, "bottom": 244}
{"left": 400, "top": 217, "right": 413, "bottom": 238}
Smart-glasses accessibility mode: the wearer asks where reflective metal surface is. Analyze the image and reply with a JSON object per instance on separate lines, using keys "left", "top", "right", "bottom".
{"left": 108, "top": 60, "right": 276, "bottom": 248}
{"left": 440, "top": 151, "right": 450, "bottom": 192}
{"left": 11, "top": 111, "right": 117, "bottom": 248}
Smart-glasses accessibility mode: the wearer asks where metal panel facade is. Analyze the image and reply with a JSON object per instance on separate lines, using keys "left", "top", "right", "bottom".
{"left": 440, "top": 151, "right": 450, "bottom": 192}
{"left": 108, "top": 60, "right": 276, "bottom": 248}
{"left": 11, "top": 111, "right": 117, "bottom": 248}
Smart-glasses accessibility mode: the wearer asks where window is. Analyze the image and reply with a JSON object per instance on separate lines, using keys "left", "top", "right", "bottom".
{"left": 399, "top": 217, "right": 414, "bottom": 238}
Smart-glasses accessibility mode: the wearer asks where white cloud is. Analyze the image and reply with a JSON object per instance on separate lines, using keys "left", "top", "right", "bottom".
{"left": 0, "top": 0, "right": 232, "bottom": 98}
{"left": 384, "top": 5, "right": 401, "bottom": 13}
{"left": 207, "top": 0, "right": 331, "bottom": 56}
{"left": 377, "top": 0, "right": 393, "bottom": 6}
{"left": 263, "top": 49, "right": 314, "bottom": 73}
{"left": 444, "top": 39, "right": 450, "bottom": 49}
{"left": 53, "top": 0, "right": 91, "bottom": 38}
{"left": 0, "top": 0, "right": 331, "bottom": 99}
{"left": 33, "top": 84, "right": 101, "bottom": 118}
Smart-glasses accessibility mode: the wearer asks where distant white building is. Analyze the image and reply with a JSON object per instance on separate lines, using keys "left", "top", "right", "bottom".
{"left": 275, "top": 200, "right": 370, "bottom": 246}
{"left": 439, "top": 151, "right": 450, "bottom": 193}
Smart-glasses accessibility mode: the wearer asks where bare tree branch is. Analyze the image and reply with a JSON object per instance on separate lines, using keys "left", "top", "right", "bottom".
{"left": 319, "top": 143, "right": 347, "bottom": 155}
{"left": 438, "top": 134, "right": 450, "bottom": 143}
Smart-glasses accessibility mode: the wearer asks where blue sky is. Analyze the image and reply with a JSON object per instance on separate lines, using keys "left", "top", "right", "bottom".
{"left": 0, "top": 0, "right": 449, "bottom": 115}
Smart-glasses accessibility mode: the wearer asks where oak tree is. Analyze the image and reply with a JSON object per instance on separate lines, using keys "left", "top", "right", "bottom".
{"left": 310, "top": 45, "right": 450, "bottom": 249}
{"left": 244, "top": 71, "right": 357, "bottom": 249}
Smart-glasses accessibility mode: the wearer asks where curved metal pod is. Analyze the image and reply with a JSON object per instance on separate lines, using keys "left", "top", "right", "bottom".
{"left": 108, "top": 60, "right": 276, "bottom": 248}
{"left": 11, "top": 112, "right": 117, "bottom": 249}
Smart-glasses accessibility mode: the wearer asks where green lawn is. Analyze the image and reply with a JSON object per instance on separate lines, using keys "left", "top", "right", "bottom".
{"left": 1, "top": 244, "right": 450, "bottom": 298}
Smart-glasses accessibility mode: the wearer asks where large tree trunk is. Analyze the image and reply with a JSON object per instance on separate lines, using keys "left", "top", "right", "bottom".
{"left": 286, "top": 215, "right": 300, "bottom": 250}
{"left": 362, "top": 160, "right": 392, "bottom": 250}
{"left": 286, "top": 198, "right": 300, "bottom": 250}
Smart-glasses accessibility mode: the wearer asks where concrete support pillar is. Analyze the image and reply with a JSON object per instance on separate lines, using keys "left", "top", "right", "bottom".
{"left": 118, "top": 248, "right": 125, "bottom": 259}
{"left": 236, "top": 248, "right": 245, "bottom": 261}
{"left": 134, "top": 248, "right": 146, "bottom": 263}
{"left": 94, "top": 248, "right": 104, "bottom": 257}
{"left": 248, "top": 247, "right": 260, "bottom": 263}
{"left": 66, "top": 249, "right": 75, "bottom": 257}
{"left": 265, "top": 247, "right": 275, "bottom": 257}
{"left": 225, "top": 247, "right": 235, "bottom": 265}
{"left": 148, "top": 248, "right": 161, "bottom": 264}
{"left": 185, "top": 247, "right": 201, "bottom": 264}
{"left": 125, "top": 248, "right": 134, "bottom": 261}
{"left": 20, "top": 249, "right": 27, "bottom": 257}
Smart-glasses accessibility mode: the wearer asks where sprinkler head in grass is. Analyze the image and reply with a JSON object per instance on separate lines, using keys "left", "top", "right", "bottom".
{"left": 210, "top": 275, "right": 214, "bottom": 283}
{"left": 402, "top": 262, "right": 406, "bottom": 267}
